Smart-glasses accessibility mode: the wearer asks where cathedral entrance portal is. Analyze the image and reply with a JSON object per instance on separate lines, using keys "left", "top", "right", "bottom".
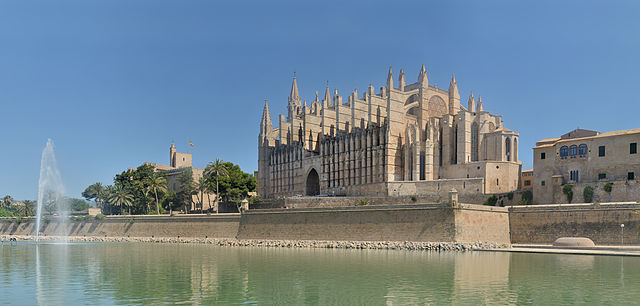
{"left": 306, "top": 169, "right": 320, "bottom": 196}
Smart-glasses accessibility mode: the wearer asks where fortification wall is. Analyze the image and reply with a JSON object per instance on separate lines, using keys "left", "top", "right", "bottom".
{"left": 237, "top": 204, "right": 510, "bottom": 244}
{"left": 0, "top": 215, "right": 240, "bottom": 238}
{"left": 509, "top": 203, "right": 640, "bottom": 245}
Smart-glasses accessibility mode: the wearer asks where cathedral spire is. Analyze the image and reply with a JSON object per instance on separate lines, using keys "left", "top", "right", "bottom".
{"left": 260, "top": 98, "right": 273, "bottom": 135}
{"left": 386, "top": 66, "right": 393, "bottom": 90}
{"left": 468, "top": 91, "right": 476, "bottom": 113}
{"left": 399, "top": 68, "right": 406, "bottom": 91}
{"left": 287, "top": 76, "right": 301, "bottom": 120}
{"left": 418, "top": 64, "right": 428, "bottom": 88}
{"left": 323, "top": 85, "right": 331, "bottom": 107}
{"left": 448, "top": 74, "right": 459, "bottom": 97}
{"left": 477, "top": 95, "right": 483, "bottom": 112}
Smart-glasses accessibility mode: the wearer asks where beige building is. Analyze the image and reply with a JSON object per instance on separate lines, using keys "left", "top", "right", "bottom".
{"left": 257, "top": 65, "right": 521, "bottom": 199}
{"left": 533, "top": 128, "right": 640, "bottom": 204}
{"left": 146, "top": 143, "right": 216, "bottom": 211}
{"left": 521, "top": 169, "right": 533, "bottom": 190}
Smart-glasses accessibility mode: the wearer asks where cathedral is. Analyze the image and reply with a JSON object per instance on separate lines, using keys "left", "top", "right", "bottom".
{"left": 257, "top": 65, "right": 521, "bottom": 199}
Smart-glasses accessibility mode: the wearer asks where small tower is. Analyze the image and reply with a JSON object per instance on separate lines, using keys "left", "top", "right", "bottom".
{"left": 398, "top": 69, "right": 406, "bottom": 91}
{"left": 448, "top": 74, "right": 460, "bottom": 115}
{"left": 468, "top": 91, "right": 476, "bottom": 113}
{"left": 169, "top": 142, "right": 177, "bottom": 168}
{"left": 477, "top": 95, "right": 483, "bottom": 112}
{"left": 386, "top": 66, "right": 393, "bottom": 90}
{"left": 418, "top": 64, "right": 428, "bottom": 88}
{"left": 287, "top": 76, "right": 302, "bottom": 121}
{"left": 323, "top": 85, "right": 331, "bottom": 108}
{"left": 259, "top": 98, "right": 273, "bottom": 145}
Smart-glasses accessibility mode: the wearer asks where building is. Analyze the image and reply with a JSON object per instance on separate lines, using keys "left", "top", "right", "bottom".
{"left": 533, "top": 128, "right": 640, "bottom": 204}
{"left": 521, "top": 169, "right": 533, "bottom": 190}
{"left": 257, "top": 65, "right": 521, "bottom": 199}
{"left": 146, "top": 143, "right": 216, "bottom": 211}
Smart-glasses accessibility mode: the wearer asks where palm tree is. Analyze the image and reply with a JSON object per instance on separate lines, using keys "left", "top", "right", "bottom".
{"left": 195, "top": 177, "right": 209, "bottom": 213}
{"left": 22, "top": 200, "right": 36, "bottom": 217}
{"left": 205, "top": 159, "right": 229, "bottom": 213}
{"left": 108, "top": 185, "right": 134, "bottom": 215}
{"left": 1, "top": 195, "right": 13, "bottom": 208}
{"left": 145, "top": 174, "right": 168, "bottom": 215}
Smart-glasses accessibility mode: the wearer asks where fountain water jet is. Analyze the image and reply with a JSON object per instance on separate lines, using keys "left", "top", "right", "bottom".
{"left": 35, "top": 139, "right": 66, "bottom": 242}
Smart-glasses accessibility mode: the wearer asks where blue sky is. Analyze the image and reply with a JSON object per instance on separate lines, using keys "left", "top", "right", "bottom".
{"left": 1, "top": 0, "right": 639, "bottom": 200}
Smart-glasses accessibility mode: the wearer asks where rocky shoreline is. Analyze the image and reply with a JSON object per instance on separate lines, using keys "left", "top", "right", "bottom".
{"left": 0, "top": 235, "right": 507, "bottom": 251}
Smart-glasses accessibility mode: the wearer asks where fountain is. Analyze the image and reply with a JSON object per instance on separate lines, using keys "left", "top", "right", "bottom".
{"left": 35, "top": 139, "right": 66, "bottom": 242}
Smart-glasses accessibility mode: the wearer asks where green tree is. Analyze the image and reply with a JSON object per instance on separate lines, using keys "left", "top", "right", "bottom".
{"left": 604, "top": 183, "right": 613, "bottom": 202}
{"left": 1, "top": 195, "right": 14, "bottom": 209}
{"left": 205, "top": 160, "right": 256, "bottom": 212}
{"left": 562, "top": 185, "right": 573, "bottom": 203}
{"left": 22, "top": 200, "right": 36, "bottom": 216}
{"left": 145, "top": 174, "right": 168, "bottom": 215}
{"left": 108, "top": 185, "right": 135, "bottom": 215}
{"left": 69, "top": 198, "right": 92, "bottom": 211}
{"left": 195, "top": 177, "right": 209, "bottom": 213}
{"left": 583, "top": 186, "right": 594, "bottom": 203}
{"left": 204, "top": 159, "right": 230, "bottom": 212}
{"left": 177, "top": 168, "right": 196, "bottom": 212}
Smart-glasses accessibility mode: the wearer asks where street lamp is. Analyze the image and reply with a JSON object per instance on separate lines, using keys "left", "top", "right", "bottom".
{"left": 621, "top": 223, "right": 625, "bottom": 246}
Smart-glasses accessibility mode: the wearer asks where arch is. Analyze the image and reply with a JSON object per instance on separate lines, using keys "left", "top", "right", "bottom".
{"left": 579, "top": 144, "right": 587, "bottom": 155}
{"left": 569, "top": 145, "right": 578, "bottom": 156}
{"left": 471, "top": 122, "right": 479, "bottom": 161}
{"left": 505, "top": 137, "right": 511, "bottom": 161}
{"left": 305, "top": 168, "right": 320, "bottom": 196}
{"left": 405, "top": 93, "right": 420, "bottom": 106}
{"left": 560, "top": 146, "right": 568, "bottom": 157}
{"left": 428, "top": 95, "right": 448, "bottom": 118}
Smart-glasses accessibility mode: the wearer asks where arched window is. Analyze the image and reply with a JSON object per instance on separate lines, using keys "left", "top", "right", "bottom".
{"left": 579, "top": 144, "right": 587, "bottom": 156}
{"left": 471, "top": 122, "right": 479, "bottom": 162}
{"left": 513, "top": 138, "right": 518, "bottom": 161}
{"left": 505, "top": 137, "right": 511, "bottom": 161}
{"left": 569, "top": 145, "right": 578, "bottom": 156}
{"left": 560, "top": 146, "right": 568, "bottom": 158}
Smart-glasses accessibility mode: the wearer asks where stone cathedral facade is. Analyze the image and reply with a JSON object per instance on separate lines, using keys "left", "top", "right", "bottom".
{"left": 257, "top": 65, "right": 521, "bottom": 199}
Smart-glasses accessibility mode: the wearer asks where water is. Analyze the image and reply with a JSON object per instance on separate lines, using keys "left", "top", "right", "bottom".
{"left": 36, "top": 139, "right": 66, "bottom": 241}
{"left": 1, "top": 243, "right": 639, "bottom": 305}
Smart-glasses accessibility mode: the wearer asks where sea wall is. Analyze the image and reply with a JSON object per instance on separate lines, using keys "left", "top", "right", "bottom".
{"left": 0, "top": 215, "right": 240, "bottom": 238}
{"left": 509, "top": 203, "right": 640, "bottom": 245}
{"left": 237, "top": 204, "right": 510, "bottom": 244}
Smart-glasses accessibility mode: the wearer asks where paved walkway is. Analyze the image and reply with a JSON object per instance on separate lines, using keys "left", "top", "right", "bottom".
{"left": 480, "top": 244, "right": 640, "bottom": 256}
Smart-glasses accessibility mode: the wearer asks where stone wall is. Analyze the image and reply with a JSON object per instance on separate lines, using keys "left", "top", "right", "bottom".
{"left": 0, "top": 215, "right": 240, "bottom": 238}
{"left": 237, "top": 204, "right": 510, "bottom": 244}
{"left": 509, "top": 203, "right": 640, "bottom": 245}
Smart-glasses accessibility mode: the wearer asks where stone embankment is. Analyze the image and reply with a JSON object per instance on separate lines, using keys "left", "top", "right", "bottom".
{"left": 0, "top": 235, "right": 506, "bottom": 251}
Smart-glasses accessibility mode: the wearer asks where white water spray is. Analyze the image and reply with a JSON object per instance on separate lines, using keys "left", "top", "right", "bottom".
{"left": 35, "top": 139, "right": 66, "bottom": 242}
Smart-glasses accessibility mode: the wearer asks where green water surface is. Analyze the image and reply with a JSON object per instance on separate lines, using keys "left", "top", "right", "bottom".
{"left": 1, "top": 242, "right": 639, "bottom": 305}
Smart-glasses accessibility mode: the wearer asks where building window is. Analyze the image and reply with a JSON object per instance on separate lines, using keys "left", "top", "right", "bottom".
{"left": 505, "top": 137, "right": 511, "bottom": 161}
{"left": 541, "top": 180, "right": 545, "bottom": 186}
{"left": 598, "top": 173, "right": 606, "bottom": 180}
{"left": 569, "top": 170, "right": 579, "bottom": 182}
{"left": 579, "top": 144, "right": 587, "bottom": 156}
{"left": 541, "top": 152, "right": 546, "bottom": 160}
{"left": 628, "top": 172, "right": 635, "bottom": 180}
{"left": 598, "top": 146, "right": 605, "bottom": 157}
{"left": 524, "top": 180, "right": 531, "bottom": 186}
{"left": 496, "top": 178, "right": 499, "bottom": 185}
{"left": 471, "top": 122, "right": 479, "bottom": 162}
{"left": 560, "top": 146, "right": 568, "bottom": 158}
{"left": 631, "top": 143, "right": 637, "bottom": 154}
{"left": 569, "top": 145, "right": 577, "bottom": 157}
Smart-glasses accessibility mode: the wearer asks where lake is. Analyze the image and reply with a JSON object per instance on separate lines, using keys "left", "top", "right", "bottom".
{"left": 1, "top": 242, "right": 639, "bottom": 305}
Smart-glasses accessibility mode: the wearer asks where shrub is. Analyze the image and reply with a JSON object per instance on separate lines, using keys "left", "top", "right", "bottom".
{"left": 520, "top": 190, "right": 533, "bottom": 205}
{"left": 583, "top": 186, "right": 594, "bottom": 203}
{"left": 94, "top": 213, "right": 105, "bottom": 220}
{"left": 604, "top": 183, "right": 613, "bottom": 193}
{"left": 357, "top": 199, "right": 369, "bottom": 206}
{"left": 129, "top": 218, "right": 135, "bottom": 224}
{"left": 43, "top": 215, "right": 51, "bottom": 224}
{"left": 484, "top": 195, "right": 497, "bottom": 206}
{"left": 410, "top": 196, "right": 418, "bottom": 202}
{"left": 507, "top": 192, "right": 514, "bottom": 200}
{"left": 562, "top": 185, "right": 574, "bottom": 203}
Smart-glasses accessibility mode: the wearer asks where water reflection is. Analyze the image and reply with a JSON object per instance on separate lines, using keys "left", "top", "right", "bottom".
{"left": 1, "top": 243, "right": 640, "bottom": 305}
